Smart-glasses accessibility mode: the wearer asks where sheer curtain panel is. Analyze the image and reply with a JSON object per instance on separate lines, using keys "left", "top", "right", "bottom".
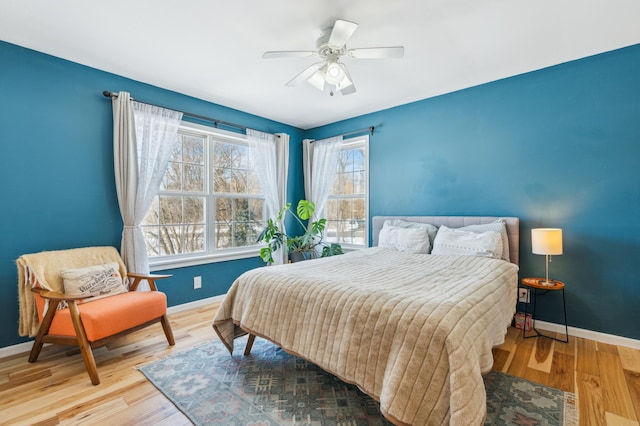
{"left": 247, "top": 129, "right": 289, "bottom": 264}
{"left": 112, "top": 92, "right": 183, "bottom": 285}
{"left": 303, "top": 136, "right": 343, "bottom": 219}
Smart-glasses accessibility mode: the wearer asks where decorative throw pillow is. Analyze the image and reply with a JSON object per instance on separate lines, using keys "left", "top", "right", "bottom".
{"left": 458, "top": 220, "right": 510, "bottom": 262}
{"left": 60, "top": 262, "right": 127, "bottom": 301}
{"left": 385, "top": 219, "right": 439, "bottom": 252}
{"left": 431, "top": 226, "right": 503, "bottom": 259}
{"left": 378, "top": 224, "right": 430, "bottom": 254}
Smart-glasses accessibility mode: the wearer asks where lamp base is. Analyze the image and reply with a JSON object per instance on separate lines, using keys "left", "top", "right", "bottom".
{"left": 538, "top": 279, "right": 557, "bottom": 286}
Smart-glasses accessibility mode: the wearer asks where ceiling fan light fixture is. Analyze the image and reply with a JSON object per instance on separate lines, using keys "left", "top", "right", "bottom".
{"left": 324, "top": 61, "right": 345, "bottom": 85}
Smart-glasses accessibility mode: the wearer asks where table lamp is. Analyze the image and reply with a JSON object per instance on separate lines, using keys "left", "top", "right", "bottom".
{"left": 531, "top": 228, "right": 563, "bottom": 286}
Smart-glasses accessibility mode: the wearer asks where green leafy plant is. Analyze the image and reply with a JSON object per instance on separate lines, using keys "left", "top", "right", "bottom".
{"left": 257, "top": 200, "right": 343, "bottom": 263}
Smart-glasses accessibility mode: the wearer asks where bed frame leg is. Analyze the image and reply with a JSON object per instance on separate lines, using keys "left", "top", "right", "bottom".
{"left": 244, "top": 333, "right": 256, "bottom": 356}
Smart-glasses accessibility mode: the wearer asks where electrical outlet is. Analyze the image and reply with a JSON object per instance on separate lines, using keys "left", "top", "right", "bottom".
{"left": 194, "top": 276, "right": 202, "bottom": 289}
{"left": 518, "top": 288, "right": 530, "bottom": 303}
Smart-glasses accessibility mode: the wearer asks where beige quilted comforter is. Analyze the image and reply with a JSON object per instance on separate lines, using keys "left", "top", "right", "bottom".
{"left": 213, "top": 247, "right": 518, "bottom": 425}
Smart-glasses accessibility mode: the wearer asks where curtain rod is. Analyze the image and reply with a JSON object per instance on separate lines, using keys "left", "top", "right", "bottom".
{"left": 103, "top": 90, "right": 280, "bottom": 137}
{"left": 310, "top": 126, "right": 374, "bottom": 143}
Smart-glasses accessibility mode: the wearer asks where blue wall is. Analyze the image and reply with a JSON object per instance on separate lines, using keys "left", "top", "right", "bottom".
{"left": 0, "top": 41, "right": 305, "bottom": 348}
{"left": 2, "top": 39, "right": 639, "bottom": 349}
{"left": 305, "top": 44, "right": 640, "bottom": 340}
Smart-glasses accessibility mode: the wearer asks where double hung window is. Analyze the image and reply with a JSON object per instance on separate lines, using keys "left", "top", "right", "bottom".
{"left": 141, "top": 122, "right": 265, "bottom": 267}
{"left": 324, "top": 135, "right": 369, "bottom": 248}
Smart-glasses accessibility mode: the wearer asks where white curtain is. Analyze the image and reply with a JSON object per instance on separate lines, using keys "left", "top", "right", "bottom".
{"left": 247, "top": 129, "right": 289, "bottom": 264}
{"left": 112, "top": 92, "right": 183, "bottom": 285}
{"left": 303, "top": 136, "right": 343, "bottom": 219}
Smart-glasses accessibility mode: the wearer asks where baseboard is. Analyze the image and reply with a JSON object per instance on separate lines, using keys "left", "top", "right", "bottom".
{"left": 0, "top": 341, "right": 33, "bottom": 360}
{"left": 533, "top": 320, "right": 640, "bottom": 350}
{"left": 0, "top": 294, "right": 227, "bottom": 360}
{"left": 166, "top": 294, "right": 226, "bottom": 315}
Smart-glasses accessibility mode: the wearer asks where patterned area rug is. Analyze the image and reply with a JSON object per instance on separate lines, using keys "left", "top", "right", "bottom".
{"left": 138, "top": 336, "right": 578, "bottom": 425}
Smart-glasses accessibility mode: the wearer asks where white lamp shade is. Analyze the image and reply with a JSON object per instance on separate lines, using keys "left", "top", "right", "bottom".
{"left": 531, "top": 228, "right": 563, "bottom": 255}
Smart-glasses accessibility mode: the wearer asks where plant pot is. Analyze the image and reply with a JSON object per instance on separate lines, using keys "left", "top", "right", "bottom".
{"left": 289, "top": 251, "right": 315, "bottom": 263}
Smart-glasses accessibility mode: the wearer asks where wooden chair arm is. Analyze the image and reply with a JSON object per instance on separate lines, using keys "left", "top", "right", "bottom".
{"left": 31, "top": 287, "right": 86, "bottom": 302}
{"left": 127, "top": 272, "right": 172, "bottom": 291}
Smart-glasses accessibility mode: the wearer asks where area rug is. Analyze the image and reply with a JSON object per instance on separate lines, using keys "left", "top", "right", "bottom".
{"left": 138, "top": 336, "right": 578, "bottom": 425}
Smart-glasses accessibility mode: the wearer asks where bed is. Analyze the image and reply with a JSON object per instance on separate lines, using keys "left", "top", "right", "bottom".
{"left": 213, "top": 216, "right": 519, "bottom": 425}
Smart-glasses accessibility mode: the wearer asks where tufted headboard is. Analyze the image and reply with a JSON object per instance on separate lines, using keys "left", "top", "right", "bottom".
{"left": 372, "top": 216, "right": 520, "bottom": 265}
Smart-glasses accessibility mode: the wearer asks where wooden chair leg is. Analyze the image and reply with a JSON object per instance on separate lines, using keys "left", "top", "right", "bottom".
{"left": 68, "top": 301, "right": 100, "bottom": 385}
{"left": 160, "top": 315, "right": 175, "bottom": 346}
{"left": 244, "top": 334, "right": 256, "bottom": 356}
{"left": 28, "top": 300, "right": 60, "bottom": 363}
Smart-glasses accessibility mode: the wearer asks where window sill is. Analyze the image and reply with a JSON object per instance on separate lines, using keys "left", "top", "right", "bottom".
{"left": 149, "top": 248, "right": 261, "bottom": 271}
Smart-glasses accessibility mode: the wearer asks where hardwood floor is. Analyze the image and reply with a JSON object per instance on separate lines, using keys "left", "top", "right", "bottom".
{"left": 1, "top": 302, "right": 639, "bottom": 425}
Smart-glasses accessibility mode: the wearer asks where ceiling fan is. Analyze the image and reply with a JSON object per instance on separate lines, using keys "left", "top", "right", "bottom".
{"left": 263, "top": 19, "right": 404, "bottom": 96}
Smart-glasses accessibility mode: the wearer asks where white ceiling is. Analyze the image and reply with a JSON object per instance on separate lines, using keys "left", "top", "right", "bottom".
{"left": 1, "top": 0, "right": 639, "bottom": 130}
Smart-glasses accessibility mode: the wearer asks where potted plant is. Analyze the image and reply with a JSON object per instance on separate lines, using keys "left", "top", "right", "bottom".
{"left": 257, "top": 200, "right": 343, "bottom": 263}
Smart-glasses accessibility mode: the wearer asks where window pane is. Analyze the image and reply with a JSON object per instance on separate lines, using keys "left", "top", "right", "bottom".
{"left": 184, "top": 164, "right": 204, "bottom": 192}
{"left": 248, "top": 199, "right": 265, "bottom": 244}
{"left": 326, "top": 199, "right": 338, "bottom": 219}
{"left": 213, "top": 167, "right": 231, "bottom": 193}
{"left": 246, "top": 170, "right": 261, "bottom": 195}
{"left": 183, "top": 135, "right": 204, "bottom": 164}
{"left": 184, "top": 197, "right": 204, "bottom": 224}
{"left": 170, "top": 137, "right": 182, "bottom": 162}
{"left": 338, "top": 199, "right": 352, "bottom": 221}
{"left": 340, "top": 150, "right": 354, "bottom": 173}
{"left": 354, "top": 170, "right": 366, "bottom": 194}
{"left": 232, "top": 198, "right": 249, "bottom": 247}
{"left": 213, "top": 142, "right": 232, "bottom": 168}
{"left": 216, "top": 198, "right": 232, "bottom": 222}
{"left": 183, "top": 224, "right": 205, "bottom": 253}
{"left": 159, "top": 225, "right": 182, "bottom": 255}
{"left": 159, "top": 196, "right": 183, "bottom": 225}
{"left": 161, "top": 161, "right": 182, "bottom": 191}
{"left": 232, "top": 145, "right": 248, "bottom": 169}
{"left": 231, "top": 169, "right": 247, "bottom": 193}
{"left": 215, "top": 222, "right": 231, "bottom": 249}
{"left": 142, "top": 226, "right": 160, "bottom": 257}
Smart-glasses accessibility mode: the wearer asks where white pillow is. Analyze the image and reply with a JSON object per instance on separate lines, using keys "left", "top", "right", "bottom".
{"left": 431, "top": 226, "right": 503, "bottom": 259}
{"left": 378, "top": 224, "right": 430, "bottom": 254}
{"left": 458, "top": 220, "right": 510, "bottom": 262}
{"left": 60, "top": 262, "right": 128, "bottom": 301}
{"left": 385, "top": 219, "right": 438, "bottom": 252}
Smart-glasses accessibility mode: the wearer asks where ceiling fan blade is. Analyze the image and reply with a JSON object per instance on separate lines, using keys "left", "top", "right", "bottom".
{"left": 347, "top": 46, "right": 405, "bottom": 59}
{"left": 328, "top": 19, "right": 358, "bottom": 48}
{"left": 263, "top": 51, "right": 317, "bottom": 59}
{"left": 285, "top": 62, "right": 323, "bottom": 87}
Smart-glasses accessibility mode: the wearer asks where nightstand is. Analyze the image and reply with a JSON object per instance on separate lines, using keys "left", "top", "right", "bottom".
{"left": 520, "top": 277, "right": 568, "bottom": 343}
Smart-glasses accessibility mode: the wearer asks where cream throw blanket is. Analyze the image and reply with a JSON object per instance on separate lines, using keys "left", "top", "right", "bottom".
{"left": 213, "top": 248, "right": 518, "bottom": 426}
{"left": 17, "top": 246, "right": 126, "bottom": 337}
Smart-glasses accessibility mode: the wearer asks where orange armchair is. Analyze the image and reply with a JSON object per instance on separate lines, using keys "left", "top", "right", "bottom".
{"left": 18, "top": 247, "right": 175, "bottom": 385}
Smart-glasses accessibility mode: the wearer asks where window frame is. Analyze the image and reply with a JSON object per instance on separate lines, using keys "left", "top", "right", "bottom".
{"left": 148, "top": 121, "right": 266, "bottom": 271}
{"left": 324, "top": 134, "right": 370, "bottom": 250}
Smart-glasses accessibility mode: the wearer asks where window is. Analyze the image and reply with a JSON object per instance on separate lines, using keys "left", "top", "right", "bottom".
{"left": 325, "top": 135, "right": 369, "bottom": 247}
{"left": 141, "top": 122, "right": 265, "bottom": 267}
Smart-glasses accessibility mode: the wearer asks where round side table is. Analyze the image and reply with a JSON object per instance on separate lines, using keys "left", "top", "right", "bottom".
{"left": 520, "top": 277, "right": 568, "bottom": 343}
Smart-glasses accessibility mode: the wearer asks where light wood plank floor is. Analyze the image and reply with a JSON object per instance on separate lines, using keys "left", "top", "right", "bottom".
{"left": 1, "top": 302, "right": 639, "bottom": 425}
